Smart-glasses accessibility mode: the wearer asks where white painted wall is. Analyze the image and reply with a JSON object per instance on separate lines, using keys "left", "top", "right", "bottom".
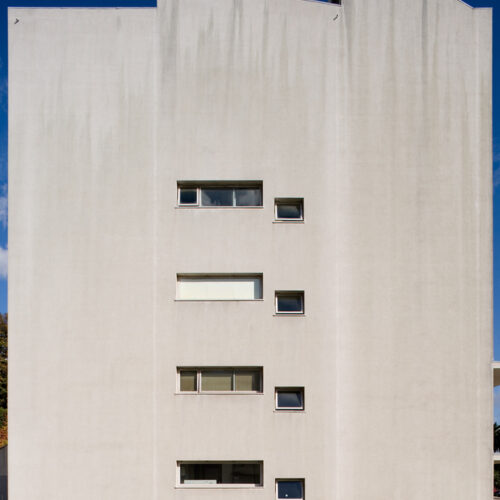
{"left": 8, "top": 0, "right": 492, "bottom": 499}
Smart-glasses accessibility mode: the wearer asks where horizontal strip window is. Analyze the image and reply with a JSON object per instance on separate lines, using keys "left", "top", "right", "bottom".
{"left": 178, "top": 461, "right": 263, "bottom": 487}
{"left": 178, "top": 181, "right": 263, "bottom": 207}
{"left": 179, "top": 367, "right": 263, "bottom": 393}
{"left": 177, "top": 274, "right": 263, "bottom": 301}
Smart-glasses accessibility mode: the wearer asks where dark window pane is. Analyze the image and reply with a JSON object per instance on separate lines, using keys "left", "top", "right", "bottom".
{"left": 235, "top": 188, "right": 262, "bottom": 206}
{"left": 180, "top": 463, "right": 261, "bottom": 485}
{"left": 277, "top": 294, "right": 303, "bottom": 312}
{"left": 179, "top": 188, "right": 198, "bottom": 204}
{"left": 181, "top": 463, "right": 222, "bottom": 484}
{"left": 277, "top": 480, "right": 304, "bottom": 498}
{"left": 201, "top": 188, "right": 234, "bottom": 206}
{"left": 277, "top": 391, "right": 303, "bottom": 408}
{"left": 180, "top": 371, "right": 197, "bottom": 391}
{"left": 229, "top": 463, "right": 261, "bottom": 484}
{"left": 277, "top": 203, "right": 302, "bottom": 219}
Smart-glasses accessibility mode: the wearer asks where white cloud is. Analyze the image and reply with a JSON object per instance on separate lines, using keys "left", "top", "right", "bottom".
{"left": 0, "top": 247, "right": 7, "bottom": 279}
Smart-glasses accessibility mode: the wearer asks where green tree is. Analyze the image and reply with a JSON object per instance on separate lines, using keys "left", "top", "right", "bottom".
{"left": 0, "top": 314, "right": 7, "bottom": 411}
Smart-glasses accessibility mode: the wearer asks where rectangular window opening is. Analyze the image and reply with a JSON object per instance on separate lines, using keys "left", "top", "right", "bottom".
{"left": 177, "top": 274, "right": 263, "bottom": 301}
{"left": 275, "top": 291, "right": 304, "bottom": 314}
{"left": 275, "top": 198, "right": 304, "bottom": 221}
{"left": 275, "top": 388, "right": 304, "bottom": 410}
{"left": 178, "top": 367, "right": 263, "bottom": 393}
{"left": 276, "top": 479, "right": 305, "bottom": 499}
{"left": 178, "top": 182, "right": 263, "bottom": 208}
{"left": 179, "top": 461, "right": 263, "bottom": 487}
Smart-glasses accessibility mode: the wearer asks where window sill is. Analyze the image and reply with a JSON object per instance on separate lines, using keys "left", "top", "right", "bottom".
{"left": 175, "top": 392, "right": 264, "bottom": 396}
{"left": 274, "top": 410, "right": 306, "bottom": 413}
{"left": 273, "top": 220, "right": 305, "bottom": 224}
{"left": 175, "top": 206, "right": 264, "bottom": 210}
{"left": 302, "top": 0, "right": 341, "bottom": 5}
{"left": 176, "top": 485, "right": 263, "bottom": 489}
{"left": 273, "top": 313, "right": 306, "bottom": 317}
{"left": 175, "top": 299, "right": 264, "bottom": 302}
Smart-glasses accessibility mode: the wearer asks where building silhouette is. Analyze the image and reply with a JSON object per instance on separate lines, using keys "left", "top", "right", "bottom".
{"left": 8, "top": 0, "right": 492, "bottom": 498}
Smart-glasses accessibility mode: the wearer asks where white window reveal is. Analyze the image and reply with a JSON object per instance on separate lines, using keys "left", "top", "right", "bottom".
{"left": 178, "top": 182, "right": 263, "bottom": 207}
{"left": 177, "top": 274, "right": 263, "bottom": 300}
{"left": 276, "top": 479, "right": 305, "bottom": 499}
{"left": 178, "top": 367, "right": 263, "bottom": 393}
{"left": 178, "top": 461, "right": 263, "bottom": 487}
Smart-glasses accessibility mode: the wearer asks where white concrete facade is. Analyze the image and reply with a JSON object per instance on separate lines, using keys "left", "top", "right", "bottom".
{"left": 8, "top": 0, "right": 492, "bottom": 499}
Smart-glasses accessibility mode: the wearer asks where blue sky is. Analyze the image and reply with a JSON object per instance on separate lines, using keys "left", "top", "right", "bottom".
{"left": 0, "top": 0, "right": 498, "bottom": 408}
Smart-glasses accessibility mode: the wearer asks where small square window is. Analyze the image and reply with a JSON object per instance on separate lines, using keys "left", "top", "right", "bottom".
{"left": 276, "top": 479, "right": 305, "bottom": 499}
{"left": 275, "top": 291, "right": 304, "bottom": 314}
{"left": 275, "top": 388, "right": 304, "bottom": 410}
{"left": 179, "top": 188, "right": 198, "bottom": 205}
{"left": 275, "top": 198, "right": 303, "bottom": 221}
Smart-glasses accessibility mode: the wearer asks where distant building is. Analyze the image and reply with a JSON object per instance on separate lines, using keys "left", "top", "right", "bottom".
{"left": 8, "top": 0, "right": 492, "bottom": 498}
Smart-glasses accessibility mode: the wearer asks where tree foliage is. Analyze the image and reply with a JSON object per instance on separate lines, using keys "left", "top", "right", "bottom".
{"left": 0, "top": 314, "right": 7, "bottom": 448}
{"left": 0, "top": 313, "right": 7, "bottom": 411}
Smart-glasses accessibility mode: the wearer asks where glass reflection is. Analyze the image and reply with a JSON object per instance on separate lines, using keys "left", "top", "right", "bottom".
{"left": 277, "top": 391, "right": 303, "bottom": 408}
{"left": 277, "top": 203, "right": 302, "bottom": 219}
{"left": 201, "top": 188, "right": 233, "bottom": 206}
{"left": 235, "top": 188, "right": 262, "bottom": 206}
{"left": 277, "top": 295, "right": 303, "bottom": 312}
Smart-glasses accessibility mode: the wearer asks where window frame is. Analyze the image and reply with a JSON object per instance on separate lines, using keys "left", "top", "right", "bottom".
{"left": 177, "top": 367, "right": 263, "bottom": 394}
{"left": 176, "top": 273, "right": 264, "bottom": 301}
{"left": 275, "top": 387, "right": 305, "bottom": 411}
{"left": 178, "top": 186, "right": 199, "bottom": 206}
{"left": 275, "top": 291, "right": 305, "bottom": 315}
{"left": 274, "top": 198, "right": 304, "bottom": 222}
{"left": 276, "top": 478, "right": 305, "bottom": 499}
{"left": 177, "top": 461, "right": 264, "bottom": 488}
{"left": 177, "top": 181, "right": 263, "bottom": 208}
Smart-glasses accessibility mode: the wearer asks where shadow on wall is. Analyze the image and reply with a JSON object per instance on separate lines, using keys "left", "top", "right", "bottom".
{"left": 0, "top": 446, "right": 7, "bottom": 499}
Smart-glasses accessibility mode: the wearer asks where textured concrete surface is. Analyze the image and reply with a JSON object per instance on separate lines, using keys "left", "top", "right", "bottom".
{"left": 8, "top": 0, "right": 492, "bottom": 498}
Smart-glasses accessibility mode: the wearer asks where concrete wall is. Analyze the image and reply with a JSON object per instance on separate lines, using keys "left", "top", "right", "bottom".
{"left": 8, "top": 0, "right": 492, "bottom": 499}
